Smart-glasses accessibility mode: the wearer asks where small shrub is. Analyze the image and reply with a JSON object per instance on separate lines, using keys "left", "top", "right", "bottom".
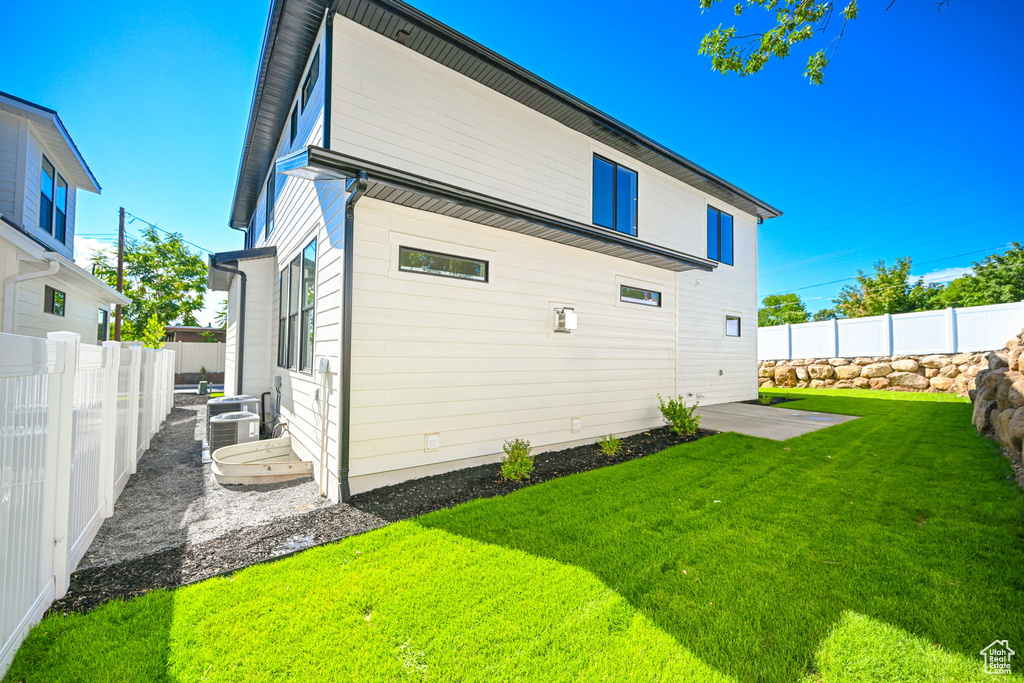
{"left": 596, "top": 434, "right": 622, "bottom": 457}
{"left": 657, "top": 394, "right": 701, "bottom": 437}
{"left": 758, "top": 394, "right": 773, "bottom": 406}
{"left": 501, "top": 438, "right": 534, "bottom": 481}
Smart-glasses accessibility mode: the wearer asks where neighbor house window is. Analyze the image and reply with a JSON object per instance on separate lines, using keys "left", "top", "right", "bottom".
{"left": 40, "top": 157, "right": 55, "bottom": 234}
{"left": 54, "top": 175, "right": 68, "bottom": 243}
{"left": 726, "top": 315, "right": 741, "bottom": 337}
{"left": 98, "top": 309, "right": 109, "bottom": 341}
{"left": 301, "top": 47, "right": 320, "bottom": 110}
{"left": 707, "top": 206, "right": 734, "bottom": 265}
{"left": 44, "top": 286, "right": 65, "bottom": 316}
{"left": 399, "top": 247, "right": 488, "bottom": 282}
{"left": 287, "top": 255, "right": 300, "bottom": 368}
{"left": 299, "top": 238, "right": 316, "bottom": 372}
{"left": 620, "top": 285, "right": 661, "bottom": 307}
{"left": 265, "top": 174, "right": 275, "bottom": 238}
{"left": 592, "top": 155, "right": 638, "bottom": 236}
{"left": 290, "top": 103, "right": 299, "bottom": 144}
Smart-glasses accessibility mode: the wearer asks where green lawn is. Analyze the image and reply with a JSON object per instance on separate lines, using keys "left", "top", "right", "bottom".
{"left": 7, "top": 390, "right": 1024, "bottom": 682}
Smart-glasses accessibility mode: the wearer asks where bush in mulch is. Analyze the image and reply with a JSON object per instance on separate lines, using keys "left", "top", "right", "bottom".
{"left": 349, "top": 426, "right": 715, "bottom": 523}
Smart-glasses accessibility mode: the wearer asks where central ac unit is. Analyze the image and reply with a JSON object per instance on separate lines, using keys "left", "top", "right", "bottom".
{"left": 209, "top": 411, "right": 260, "bottom": 454}
{"left": 208, "top": 395, "right": 259, "bottom": 418}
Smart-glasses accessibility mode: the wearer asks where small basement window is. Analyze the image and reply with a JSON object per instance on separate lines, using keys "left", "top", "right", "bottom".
{"left": 399, "top": 247, "right": 488, "bottom": 282}
{"left": 44, "top": 286, "right": 65, "bottom": 316}
{"left": 725, "top": 315, "right": 741, "bottom": 337}
{"left": 620, "top": 284, "right": 661, "bottom": 307}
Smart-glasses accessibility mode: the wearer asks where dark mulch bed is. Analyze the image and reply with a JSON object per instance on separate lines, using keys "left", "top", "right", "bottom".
{"left": 50, "top": 425, "right": 714, "bottom": 615}
{"left": 740, "top": 396, "right": 801, "bottom": 406}
{"left": 350, "top": 426, "right": 715, "bottom": 523}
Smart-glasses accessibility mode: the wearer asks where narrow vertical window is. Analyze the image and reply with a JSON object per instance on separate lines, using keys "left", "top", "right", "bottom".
{"left": 54, "top": 175, "right": 67, "bottom": 243}
{"left": 277, "top": 271, "right": 288, "bottom": 367}
{"left": 299, "top": 238, "right": 316, "bottom": 372}
{"left": 98, "top": 309, "right": 109, "bottom": 341}
{"left": 288, "top": 255, "right": 300, "bottom": 368}
{"left": 302, "top": 48, "right": 320, "bottom": 110}
{"left": 290, "top": 103, "right": 299, "bottom": 144}
{"left": 40, "top": 157, "right": 55, "bottom": 234}
{"left": 591, "top": 155, "right": 638, "bottom": 236}
{"left": 707, "top": 206, "right": 734, "bottom": 265}
{"left": 265, "top": 174, "right": 275, "bottom": 238}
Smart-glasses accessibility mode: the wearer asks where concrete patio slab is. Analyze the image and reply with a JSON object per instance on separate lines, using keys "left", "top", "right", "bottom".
{"left": 697, "top": 402, "right": 858, "bottom": 441}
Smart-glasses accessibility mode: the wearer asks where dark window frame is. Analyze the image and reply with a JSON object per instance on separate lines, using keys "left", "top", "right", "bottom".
{"left": 707, "top": 205, "right": 735, "bottom": 266}
{"left": 290, "top": 103, "right": 299, "bottom": 145}
{"left": 591, "top": 154, "right": 639, "bottom": 237}
{"left": 725, "top": 315, "right": 742, "bottom": 337}
{"left": 44, "top": 285, "right": 65, "bottom": 317}
{"left": 299, "top": 238, "right": 317, "bottom": 373}
{"left": 54, "top": 173, "right": 67, "bottom": 243}
{"left": 98, "top": 309, "right": 109, "bottom": 341}
{"left": 619, "top": 284, "right": 662, "bottom": 308}
{"left": 398, "top": 246, "right": 489, "bottom": 283}
{"left": 265, "top": 173, "right": 275, "bottom": 239}
{"left": 277, "top": 269, "right": 288, "bottom": 368}
{"left": 301, "top": 47, "right": 320, "bottom": 110}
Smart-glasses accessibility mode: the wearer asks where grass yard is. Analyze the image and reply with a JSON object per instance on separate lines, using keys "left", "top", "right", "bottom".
{"left": 6, "top": 390, "right": 1024, "bottom": 682}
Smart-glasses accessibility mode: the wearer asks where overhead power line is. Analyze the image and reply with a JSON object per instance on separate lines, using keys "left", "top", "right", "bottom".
{"left": 122, "top": 211, "right": 214, "bottom": 254}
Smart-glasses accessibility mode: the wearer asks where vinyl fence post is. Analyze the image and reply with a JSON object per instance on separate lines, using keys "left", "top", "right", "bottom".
{"left": 832, "top": 317, "right": 840, "bottom": 358}
{"left": 946, "top": 307, "right": 958, "bottom": 354}
{"left": 784, "top": 323, "right": 793, "bottom": 360}
{"left": 46, "top": 331, "right": 80, "bottom": 598}
{"left": 100, "top": 342, "right": 121, "bottom": 516}
{"left": 127, "top": 345, "right": 142, "bottom": 473}
{"left": 883, "top": 314, "right": 894, "bottom": 356}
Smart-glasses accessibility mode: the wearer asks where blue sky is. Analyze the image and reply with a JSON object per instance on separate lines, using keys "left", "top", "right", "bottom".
{"left": 3, "top": 0, "right": 1022, "bottom": 322}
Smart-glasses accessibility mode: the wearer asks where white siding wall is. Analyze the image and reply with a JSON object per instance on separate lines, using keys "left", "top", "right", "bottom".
{"left": 330, "top": 18, "right": 758, "bottom": 260}
{"left": 222, "top": 256, "right": 275, "bottom": 398}
{"left": 348, "top": 199, "right": 678, "bottom": 491}
{"left": 21, "top": 127, "right": 74, "bottom": 260}
{"left": 12, "top": 276, "right": 105, "bottom": 344}
{"left": 0, "top": 113, "right": 19, "bottom": 218}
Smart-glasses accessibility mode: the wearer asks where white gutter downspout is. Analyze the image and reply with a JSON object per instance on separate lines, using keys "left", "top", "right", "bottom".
{"left": 3, "top": 257, "right": 60, "bottom": 334}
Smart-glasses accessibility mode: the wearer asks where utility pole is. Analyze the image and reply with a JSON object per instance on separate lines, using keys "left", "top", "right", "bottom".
{"left": 114, "top": 207, "right": 125, "bottom": 341}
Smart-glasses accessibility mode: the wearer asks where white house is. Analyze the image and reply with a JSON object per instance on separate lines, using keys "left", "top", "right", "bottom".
{"left": 210, "top": 0, "right": 782, "bottom": 502}
{"left": 0, "top": 91, "right": 128, "bottom": 343}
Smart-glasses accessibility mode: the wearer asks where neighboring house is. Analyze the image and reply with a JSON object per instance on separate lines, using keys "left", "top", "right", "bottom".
{"left": 164, "top": 325, "right": 226, "bottom": 343}
{"left": 210, "top": 0, "right": 782, "bottom": 502}
{"left": 0, "top": 91, "right": 128, "bottom": 343}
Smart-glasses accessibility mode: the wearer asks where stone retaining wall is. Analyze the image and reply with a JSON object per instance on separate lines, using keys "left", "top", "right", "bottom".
{"left": 758, "top": 352, "right": 994, "bottom": 395}
{"left": 970, "top": 329, "right": 1024, "bottom": 476}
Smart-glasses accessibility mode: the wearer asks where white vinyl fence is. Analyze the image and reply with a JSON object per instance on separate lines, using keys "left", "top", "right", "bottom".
{"left": 0, "top": 332, "right": 173, "bottom": 676}
{"left": 163, "top": 341, "right": 225, "bottom": 374}
{"left": 759, "top": 301, "right": 1024, "bottom": 361}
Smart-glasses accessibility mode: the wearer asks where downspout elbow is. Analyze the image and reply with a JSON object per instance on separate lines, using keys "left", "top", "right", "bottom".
{"left": 4, "top": 257, "right": 60, "bottom": 334}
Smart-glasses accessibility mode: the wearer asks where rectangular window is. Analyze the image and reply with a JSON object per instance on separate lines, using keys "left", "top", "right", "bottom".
{"left": 290, "top": 103, "right": 299, "bottom": 144}
{"left": 620, "top": 285, "right": 661, "bottom": 307}
{"left": 299, "top": 238, "right": 316, "bottom": 372}
{"left": 592, "top": 155, "right": 638, "bottom": 236}
{"left": 265, "top": 174, "right": 275, "bottom": 238}
{"left": 44, "top": 285, "right": 65, "bottom": 316}
{"left": 40, "top": 157, "right": 55, "bottom": 234}
{"left": 726, "top": 315, "right": 741, "bottom": 337}
{"left": 707, "top": 206, "right": 734, "bottom": 265}
{"left": 287, "top": 256, "right": 300, "bottom": 368}
{"left": 301, "top": 47, "right": 320, "bottom": 110}
{"left": 277, "top": 270, "right": 288, "bottom": 367}
{"left": 399, "top": 247, "right": 488, "bottom": 282}
{"left": 98, "top": 309, "right": 109, "bottom": 341}
{"left": 54, "top": 175, "right": 67, "bottom": 243}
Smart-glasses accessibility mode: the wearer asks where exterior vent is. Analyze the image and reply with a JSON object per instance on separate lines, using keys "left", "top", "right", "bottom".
{"left": 208, "top": 395, "right": 260, "bottom": 418}
{"left": 209, "top": 411, "right": 260, "bottom": 454}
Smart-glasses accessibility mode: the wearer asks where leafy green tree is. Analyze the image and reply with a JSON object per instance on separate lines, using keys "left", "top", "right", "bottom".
{"left": 699, "top": 1, "right": 949, "bottom": 84}
{"left": 954, "top": 242, "right": 1024, "bottom": 307}
{"left": 136, "top": 314, "right": 167, "bottom": 349}
{"left": 832, "top": 257, "right": 943, "bottom": 318}
{"left": 812, "top": 307, "right": 840, "bottom": 321}
{"left": 91, "top": 226, "right": 207, "bottom": 339}
{"left": 758, "top": 293, "right": 809, "bottom": 326}
{"left": 213, "top": 299, "right": 228, "bottom": 328}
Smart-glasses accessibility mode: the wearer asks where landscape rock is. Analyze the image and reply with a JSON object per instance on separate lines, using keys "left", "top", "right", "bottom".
{"left": 920, "top": 355, "right": 951, "bottom": 369}
{"left": 969, "top": 328, "right": 1024, "bottom": 472}
{"left": 809, "top": 379, "right": 828, "bottom": 388}
{"left": 852, "top": 377, "right": 871, "bottom": 389}
{"left": 759, "top": 366, "right": 773, "bottom": 378}
{"left": 891, "top": 359, "right": 919, "bottom": 372}
{"left": 828, "top": 358, "right": 847, "bottom": 366}
{"left": 929, "top": 377, "right": 954, "bottom": 391}
{"left": 1009, "top": 379, "right": 1024, "bottom": 409}
{"left": 835, "top": 365, "right": 862, "bottom": 380}
{"left": 861, "top": 363, "right": 892, "bottom": 378}
{"left": 988, "top": 352, "right": 1009, "bottom": 371}
{"left": 808, "top": 365, "right": 835, "bottom": 380}
{"left": 924, "top": 368, "right": 940, "bottom": 379}
{"left": 795, "top": 367, "right": 809, "bottom": 381}
{"left": 869, "top": 377, "right": 890, "bottom": 390}
{"left": 774, "top": 366, "right": 798, "bottom": 388}
{"left": 888, "top": 372, "right": 930, "bottom": 390}
{"left": 939, "top": 364, "right": 960, "bottom": 378}
{"left": 833, "top": 381, "right": 854, "bottom": 389}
